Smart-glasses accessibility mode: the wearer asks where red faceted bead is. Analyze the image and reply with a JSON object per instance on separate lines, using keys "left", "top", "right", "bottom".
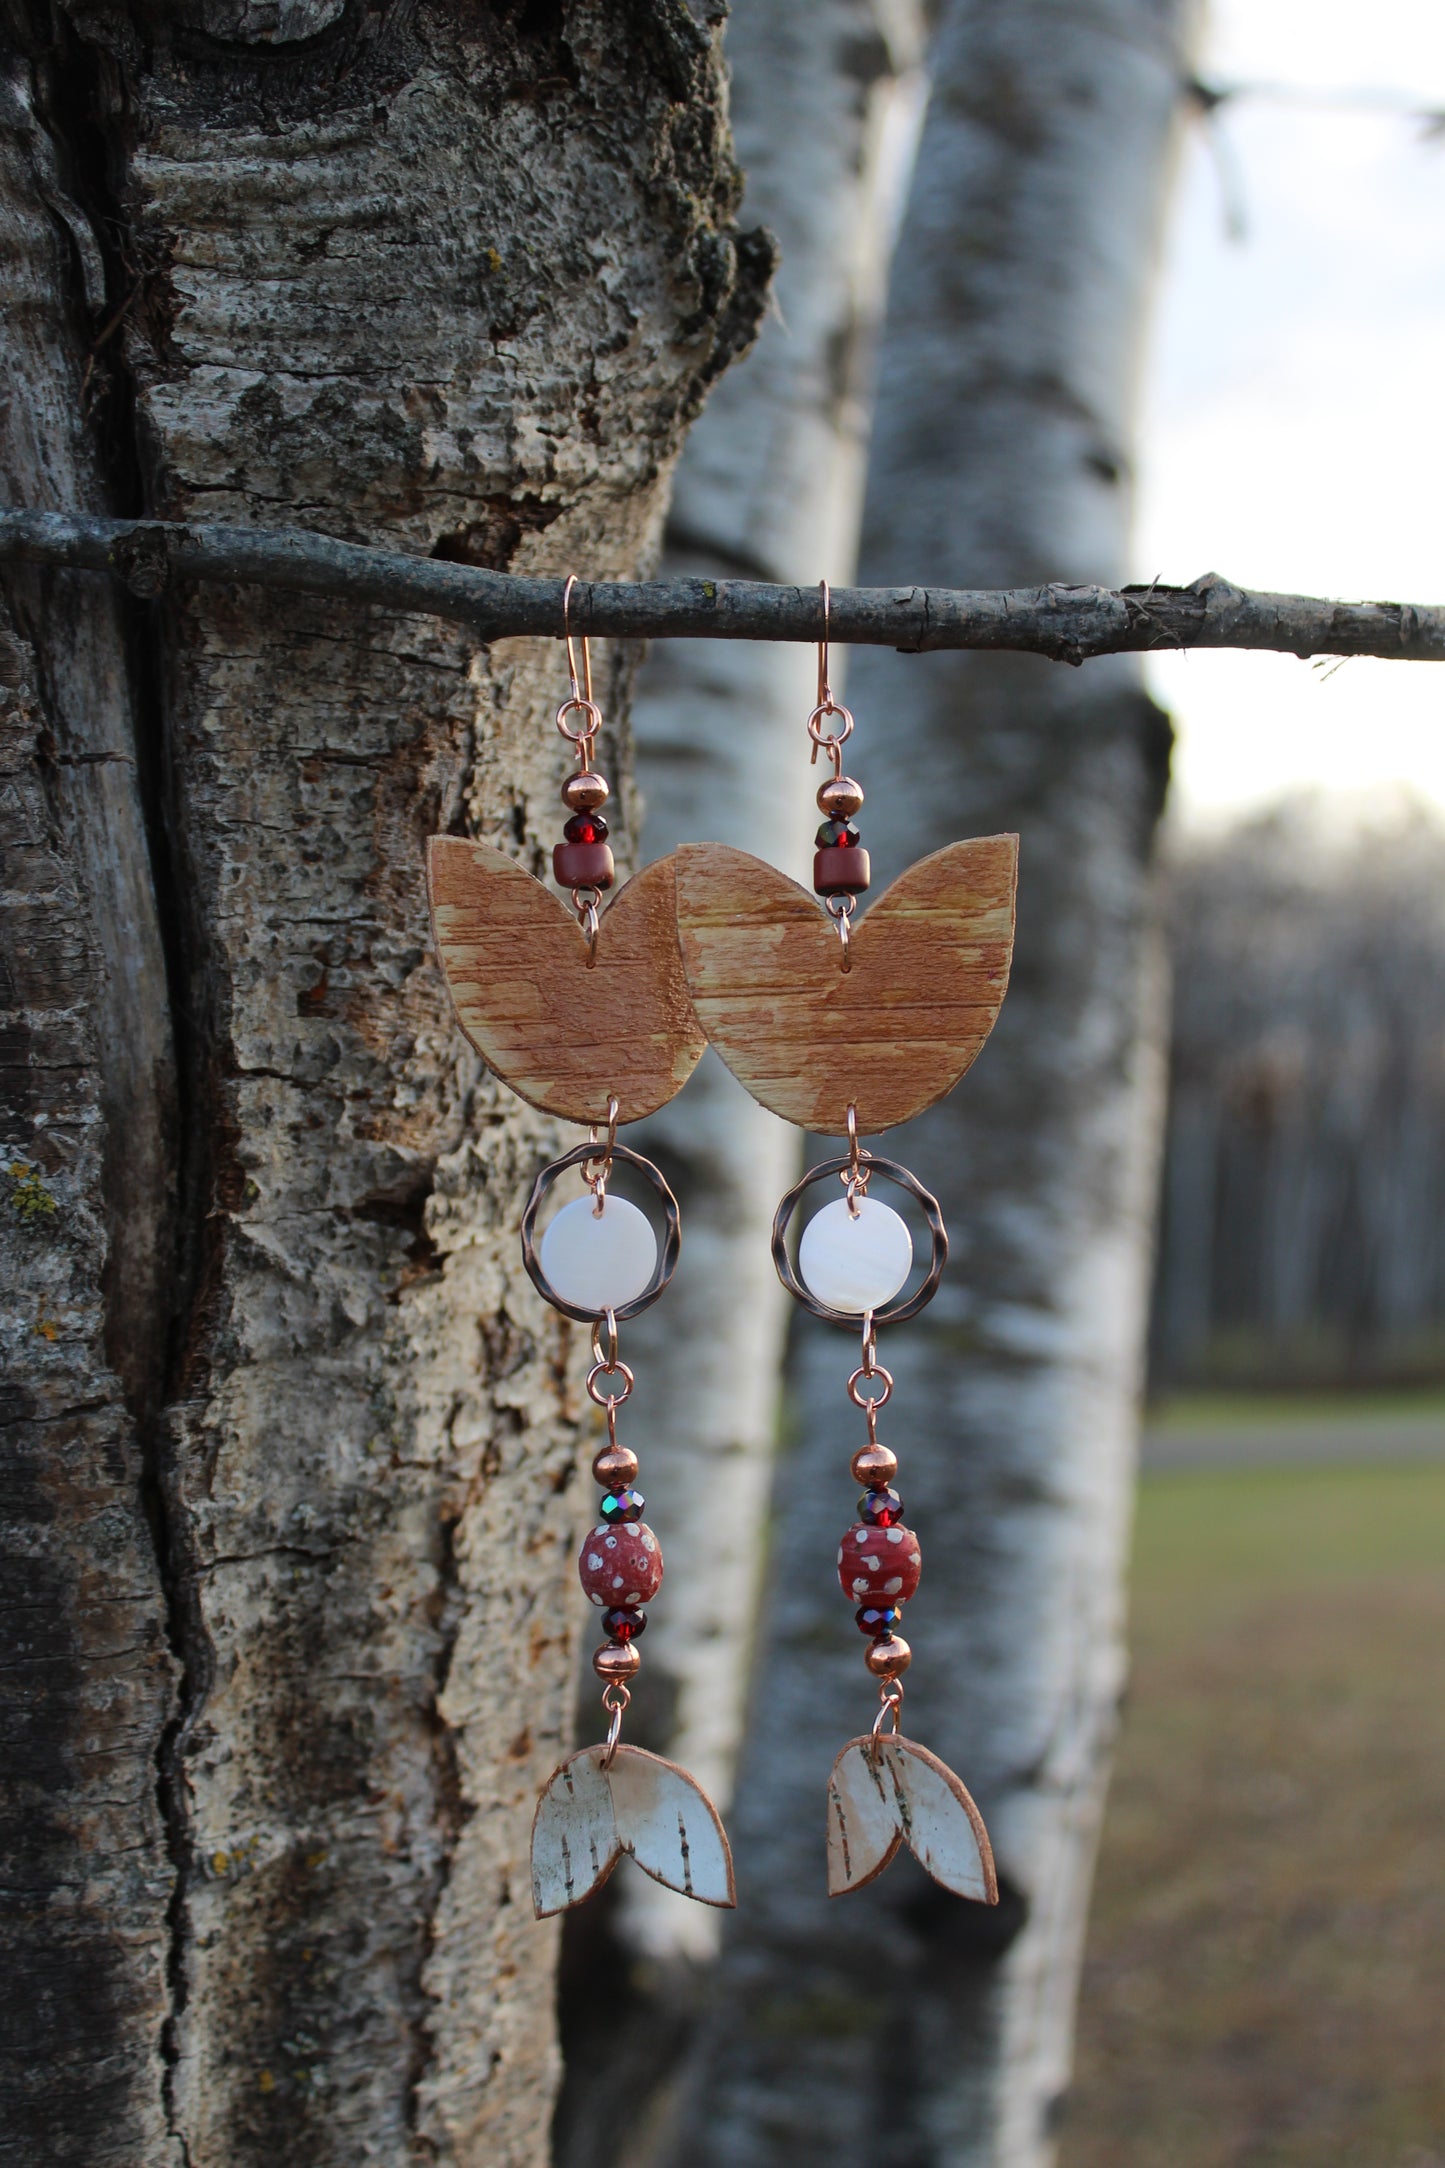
{"left": 563, "top": 811, "right": 609, "bottom": 845}
{"left": 813, "top": 843, "right": 871, "bottom": 896}
{"left": 579, "top": 1521, "right": 663, "bottom": 1609}
{"left": 602, "top": 1606, "right": 647, "bottom": 1640}
{"left": 855, "top": 1604, "right": 901, "bottom": 1637}
{"left": 858, "top": 1486, "right": 905, "bottom": 1527}
{"left": 836, "top": 1521, "right": 921, "bottom": 1606}
{"left": 554, "top": 840, "right": 615, "bottom": 890}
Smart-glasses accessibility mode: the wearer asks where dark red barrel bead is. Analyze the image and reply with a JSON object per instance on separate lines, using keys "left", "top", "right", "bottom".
{"left": 814, "top": 843, "right": 870, "bottom": 896}
{"left": 837, "top": 1520, "right": 921, "bottom": 1605}
{"left": 554, "top": 840, "right": 615, "bottom": 889}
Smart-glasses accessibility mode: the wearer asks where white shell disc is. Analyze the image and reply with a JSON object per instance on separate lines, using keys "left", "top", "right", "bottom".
{"left": 539, "top": 1194, "right": 658, "bottom": 1312}
{"left": 798, "top": 1195, "right": 912, "bottom": 1314}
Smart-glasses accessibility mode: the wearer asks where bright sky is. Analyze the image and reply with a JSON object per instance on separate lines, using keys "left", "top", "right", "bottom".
{"left": 1136, "top": 0, "right": 1445, "bottom": 824}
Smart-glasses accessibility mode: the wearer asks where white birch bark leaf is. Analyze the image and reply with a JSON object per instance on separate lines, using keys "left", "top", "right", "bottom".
{"left": 827, "top": 1737, "right": 998, "bottom": 1903}
{"left": 606, "top": 1745, "right": 737, "bottom": 1910}
{"left": 531, "top": 1749, "right": 621, "bottom": 1920}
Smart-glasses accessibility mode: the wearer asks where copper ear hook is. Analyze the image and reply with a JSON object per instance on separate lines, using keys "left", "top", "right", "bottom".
{"left": 562, "top": 572, "right": 593, "bottom": 709}
{"left": 557, "top": 574, "right": 602, "bottom": 770}
{"left": 807, "top": 578, "right": 854, "bottom": 777}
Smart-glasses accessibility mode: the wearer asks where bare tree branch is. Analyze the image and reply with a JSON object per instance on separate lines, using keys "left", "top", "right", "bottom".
{"left": 3, "top": 506, "right": 1441, "bottom": 663}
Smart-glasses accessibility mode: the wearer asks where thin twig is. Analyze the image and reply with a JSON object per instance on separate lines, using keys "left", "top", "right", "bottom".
{"left": 1, "top": 507, "right": 1442, "bottom": 664}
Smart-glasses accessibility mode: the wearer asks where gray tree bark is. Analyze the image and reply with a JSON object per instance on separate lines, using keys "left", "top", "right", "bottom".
{"left": 0, "top": 5, "right": 765, "bottom": 2162}
{"left": 676, "top": 4, "right": 1195, "bottom": 2165}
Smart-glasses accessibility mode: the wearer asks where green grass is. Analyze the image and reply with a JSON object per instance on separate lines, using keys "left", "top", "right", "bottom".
{"left": 1062, "top": 1463, "right": 1445, "bottom": 2168}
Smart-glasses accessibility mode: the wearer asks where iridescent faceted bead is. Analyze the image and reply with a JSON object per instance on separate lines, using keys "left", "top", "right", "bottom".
{"left": 836, "top": 1521, "right": 921, "bottom": 1606}
{"left": 603, "top": 1606, "right": 647, "bottom": 1640}
{"left": 815, "top": 816, "right": 862, "bottom": 849}
{"left": 579, "top": 1522, "right": 663, "bottom": 1608}
{"left": 599, "top": 1486, "right": 644, "bottom": 1524}
{"left": 858, "top": 1485, "right": 905, "bottom": 1527}
{"left": 855, "top": 1604, "right": 900, "bottom": 1637}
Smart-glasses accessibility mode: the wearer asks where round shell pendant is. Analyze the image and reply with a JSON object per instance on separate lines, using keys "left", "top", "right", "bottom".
{"left": 799, "top": 1196, "right": 913, "bottom": 1314}
{"left": 539, "top": 1195, "right": 658, "bottom": 1312}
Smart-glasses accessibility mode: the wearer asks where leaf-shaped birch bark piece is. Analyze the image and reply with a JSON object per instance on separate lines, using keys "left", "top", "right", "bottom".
{"left": 607, "top": 1744, "right": 736, "bottom": 1907}
{"left": 673, "top": 837, "right": 1018, "bottom": 1134}
{"left": 531, "top": 1746, "right": 619, "bottom": 1918}
{"left": 428, "top": 839, "right": 707, "bottom": 1124}
{"left": 530, "top": 1744, "right": 735, "bottom": 1918}
{"left": 826, "top": 1735, "right": 998, "bottom": 1904}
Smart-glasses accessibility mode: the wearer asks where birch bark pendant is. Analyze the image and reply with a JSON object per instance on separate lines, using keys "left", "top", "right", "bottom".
{"left": 674, "top": 582, "right": 1010, "bottom": 1904}
{"left": 427, "top": 583, "right": 733, "bottom": 1918}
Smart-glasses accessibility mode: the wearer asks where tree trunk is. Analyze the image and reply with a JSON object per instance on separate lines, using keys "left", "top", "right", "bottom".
{"left": 553, "top": 6, "right": 924, "bottom": 2157}
{"left": 677, "top": 4, "right": 1193, "bottom": 2164}
{"left": 0, "top": 6, "right": 765, "bottom": 2162}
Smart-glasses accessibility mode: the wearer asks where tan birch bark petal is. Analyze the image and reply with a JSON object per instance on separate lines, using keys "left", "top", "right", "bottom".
{"left": 530, "top": 1747, "right": 621, "bottom": 1919}
{"left": 672, "top": 838, "right": 1018, "bottom": 1134}
{"left": 428, "top": 839, "right": 707, "bottom": 1125}
{"left": 826, "top": 1736, "right": 998, "bottom": 1903}
{"left": 606, "top": 1745, "right": 737, "bottom": 1908}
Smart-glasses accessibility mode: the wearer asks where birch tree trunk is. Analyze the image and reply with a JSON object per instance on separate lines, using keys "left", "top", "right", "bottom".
{"left": 553, "top": 6, "right": 923, "bottom": 2155}
{"left": 0, "top": 7, "right": 765, "bottom": 2162}
{"left": 677, "top": 4, "right": 1195, "bottom": 2163}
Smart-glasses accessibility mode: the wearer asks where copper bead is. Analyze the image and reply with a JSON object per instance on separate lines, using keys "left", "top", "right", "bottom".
{"left": 592, "top": 1442, "right": 640, "bottom": 1488}
{"left": 593, "top": 1640, "right": 642, "bottom": 1683}
{"left": 562, "top": 770, "right": 611, "bottom": 813}
{"left": 817, "top": 773, "right": 865, "bottom": 819}
{"left": 851, "top": 1443, "right": 899, "bottom": 1486}
{"left": 864, "top": 1632, "right": 912, "bottom": 1680}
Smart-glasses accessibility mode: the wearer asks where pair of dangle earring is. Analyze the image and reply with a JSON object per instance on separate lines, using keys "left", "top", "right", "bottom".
{"left": 427, "top": 578, "right": 1017, "bottom": 1916}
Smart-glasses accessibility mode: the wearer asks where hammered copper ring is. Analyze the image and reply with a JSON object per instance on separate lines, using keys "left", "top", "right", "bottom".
{"left": 521, "top": 1142, "right": 681, "bottom": 1324}
{"left": 770, "top": 1153, "right": 948, "bottom": 1327}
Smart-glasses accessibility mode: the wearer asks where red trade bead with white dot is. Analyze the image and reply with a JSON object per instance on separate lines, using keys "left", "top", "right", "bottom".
{"left": 836, "top": 1520, "right": 921, "bottom": 1607}
{"left": 579, "top": 1521, "right": 663, "bottom": 1609}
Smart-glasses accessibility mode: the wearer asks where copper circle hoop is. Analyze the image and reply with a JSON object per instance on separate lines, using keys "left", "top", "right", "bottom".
{"left": 770, "top": 1154, "right": 948, "bottom": 1327}
{"left": 521, "top": 1142, "right": 681, "bottom": 1324}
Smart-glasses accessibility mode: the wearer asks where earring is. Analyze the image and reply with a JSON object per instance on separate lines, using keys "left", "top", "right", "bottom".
{"left": 673, "top": 582, "right": 1017, "bottom": 1902}
{"left": 427, "top": 580, "right": 733, "bottom": 1919}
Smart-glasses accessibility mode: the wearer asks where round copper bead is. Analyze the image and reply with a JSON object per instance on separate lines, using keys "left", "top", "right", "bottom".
{"left": 554, "top": 839, "right": 615, "bottom": 889}
{"left": 851, "top": 1443, "right": 898, "bottom": 1486}
{"left": 814, "top": 843, "right": 870, "bottom": 896}
{"left": 864, "top": 1632, "right": 912, "bottom": 1680}
{"left": 563, "top": 770, "right": 611, "bottom": 813}
{"left": 817, "top": 773, "right": 865, "bottom": 819}
{"left": 593, "top": 1640, "right": 642, "bottom": 1684}
{"left": 592, "top": 1442, "right": 640, "bottom": 1488}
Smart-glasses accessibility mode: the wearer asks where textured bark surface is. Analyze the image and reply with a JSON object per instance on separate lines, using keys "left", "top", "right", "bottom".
{"left": 677, "top": 4, "right": 1195, "bottom": 2165}
{"left": 552, "top": 11, "right": 924, "bottom": 2162}
{"left": 0, "top": 4, "right": 765, "bottom": 2161}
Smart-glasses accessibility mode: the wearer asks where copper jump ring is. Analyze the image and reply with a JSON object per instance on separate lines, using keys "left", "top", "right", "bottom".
{"left": 582, "top": 1096, "right": 620, "bottom": 1210}
{"left": 600, "top": 1681, "right": 631, "bottom": 1769}
{"left": 871, "top": 1682, "right": 904, "bottom": 1741}
{"left": 825, "top": 891, "right": 855, "bottom": 970}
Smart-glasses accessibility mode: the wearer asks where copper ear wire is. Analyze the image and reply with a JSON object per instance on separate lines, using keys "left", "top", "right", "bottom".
{"left": 807, "top": 580, "right": 855, "bottom": 776}
{"left": 557, "top": 574, "right": 603, "bottom": 769}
